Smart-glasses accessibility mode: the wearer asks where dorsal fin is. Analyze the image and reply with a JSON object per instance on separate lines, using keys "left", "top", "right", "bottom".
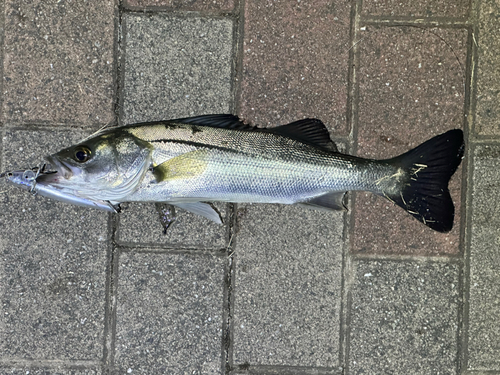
{"left": 265, "top": 119, "right": 338, "bottom": 152}
{"left": 175, "top": 114, "right": 252, "bottom": 130}
{"left": 174, "top": 115, "right": 338, "bottom": 152}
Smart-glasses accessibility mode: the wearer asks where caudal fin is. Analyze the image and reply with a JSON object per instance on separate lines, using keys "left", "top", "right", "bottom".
{"left": 385, "top": 129, "right": 464, "bottom": 232}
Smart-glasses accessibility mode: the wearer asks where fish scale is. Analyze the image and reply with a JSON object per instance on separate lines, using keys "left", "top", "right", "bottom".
{"left": 123, "top": 126, "right": 393, "bottom": 204}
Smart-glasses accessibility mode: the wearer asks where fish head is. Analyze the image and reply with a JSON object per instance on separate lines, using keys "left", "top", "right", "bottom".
{"left": 42, "top": 130, "right": 153, "bottom": 202}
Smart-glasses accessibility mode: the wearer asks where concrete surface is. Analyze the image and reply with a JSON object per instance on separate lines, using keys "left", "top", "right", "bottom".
{"left": 121, "top": 14, "right": 233, "bottom": 123}
{"left": 349, "top": 260, "right": 460, "bottom": 374}
{"left": 0, "top": 0, "right": 498, "bottom": 374}
{"left": 474, "top": 0, "right": 500, "bottom": 136}
{"left": 466, "top": 144, "right": 500, "bottom": 371}
{"left": 239, "top": 0, "right": 351, "bottom": 132}
{"left": 116, "top": 201, "right": 228, "bottom": 250}
{"left": 233, "top": 204, "right": 344, "bottom": 369}
{"left": 115, "top": 251, "right": 225, "bottom": 374}
{"left": 124, "top": 0, "right": 235, "bottom": 12}
{"left": 0, "top": 129, "right": 108, "bottom": 362}
{"left": 3, "top": 0, "right": 115, "bottom": 126}
{"left": 360, "top": 0, "right": 469, "bottom": 18}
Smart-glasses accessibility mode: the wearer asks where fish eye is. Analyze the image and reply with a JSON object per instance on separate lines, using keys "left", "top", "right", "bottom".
{"left": 74, "top": 146, "right": 92, "bottom": 162}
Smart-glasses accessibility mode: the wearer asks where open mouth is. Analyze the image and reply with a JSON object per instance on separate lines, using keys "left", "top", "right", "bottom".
{"left": 42, "top": 156, "right": 74, "bottom": 181}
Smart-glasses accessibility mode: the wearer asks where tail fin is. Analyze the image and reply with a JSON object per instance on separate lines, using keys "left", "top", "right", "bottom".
{"left": 385, "top": 129, "right": 464, "bottom": 232}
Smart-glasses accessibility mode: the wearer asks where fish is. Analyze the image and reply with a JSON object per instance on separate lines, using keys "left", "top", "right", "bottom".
{"left": 1, "top": 115, "right": 464, "bottom": 232}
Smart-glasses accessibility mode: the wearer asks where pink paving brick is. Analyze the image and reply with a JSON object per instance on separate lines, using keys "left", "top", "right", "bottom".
{"left": 3, "top": 0, "right": 115, "bottom": 126}
{"left": 361, "top": 0, "right": 469, "bottom": 18}
{"left": 124, "top": 0, "right": 234, "bottom": 11}
{"left": 352, "top": 26, "right": 467, "bottom": 255}
{"left": 239, "top": 0, "right": 351, "bottom": 133}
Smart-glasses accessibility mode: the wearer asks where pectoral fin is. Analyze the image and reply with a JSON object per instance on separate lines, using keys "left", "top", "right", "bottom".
{"left": 298, "top": 192, "right": 348, "bottom": 211}
{"left": 153, "top": 150, "right": 208, "bottom": 182}
{"left": 173, "top": 202, "right": 223, "bottom": 224}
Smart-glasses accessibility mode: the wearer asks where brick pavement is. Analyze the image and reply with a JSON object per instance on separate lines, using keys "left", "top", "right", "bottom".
{"left": 0, "top": 0, "right": 499, "bottom": 374}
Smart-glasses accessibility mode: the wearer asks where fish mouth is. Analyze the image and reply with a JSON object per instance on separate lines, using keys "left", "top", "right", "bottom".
{"left": 39, "top": 155, "right": 75, "bottom": 183}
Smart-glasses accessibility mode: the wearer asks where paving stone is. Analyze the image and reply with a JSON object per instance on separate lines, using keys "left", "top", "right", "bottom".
{"left": 474, "top": 0, "right": 500, "bottom": 136}
{"left": 116, "top": 202, "right": 228, "bottom": 249}
{"left": 115, "top": 251, "right": 225, "bottom": 374}
{"left": 467, "top": 144, "right": 500, "bottom": 370}
{"left": 0, "top": 129, "right": 108, "bottom": 360}
{"left": 239, "top": 0, "right": 351, "bottom": 133}
{"left": 233, "top": 204, "right": 344, "bottom": 368}
{"left": 124, "top": 0, "right": 234, "bottom": 11}
{"left": 122, "top": 14, "right": 233, "bottom": 124}
{"left": 3, "top": 1, "right": 115, "bottom": 125}
{"left": 0, "top": 1, "right": 4, "bottom": 124}
{"left": 349, "top": 260, "right": 459, "bottom": 374}
{"left": 230, "top": 367, "right": 341, "bottom": 375}
{"left": 361, "top": 0, "right": 469, "bottom": 18}
{"left": 1, "top": 368, "right": 100, "bottom": 375}
{"left": 353, "top": 26, "right": 467, "bottom": 255}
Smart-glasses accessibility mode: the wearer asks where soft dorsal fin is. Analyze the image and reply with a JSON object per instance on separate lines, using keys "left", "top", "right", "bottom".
{"left": 265, "top": 119, "right": 338, "bottom": 152}
{"left": 174, "top": 115, "right": 338, "bottom": 152}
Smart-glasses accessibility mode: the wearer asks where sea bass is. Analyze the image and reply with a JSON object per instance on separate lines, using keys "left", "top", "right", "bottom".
{"left": 3, "top": 115, "right": 464, "bottom": 232}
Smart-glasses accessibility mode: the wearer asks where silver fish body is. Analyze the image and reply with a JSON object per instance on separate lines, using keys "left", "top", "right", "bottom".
{"left": 122, "top": 123, "right": 395, "bottom": 205}
{"left": 7, "top": 115, "right": 464, "bottom": 232}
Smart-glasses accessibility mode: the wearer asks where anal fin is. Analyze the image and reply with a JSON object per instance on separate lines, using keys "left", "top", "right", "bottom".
{"left": 297, "top": 192, "right": 348, "bottom": 211}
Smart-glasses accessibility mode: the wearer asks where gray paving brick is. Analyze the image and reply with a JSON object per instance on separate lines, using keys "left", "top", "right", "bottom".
{"left": 0, "top": 129, "right": 108, "bottom": 360}
{"left": 467, "top": 144, "right": 500, "bottom": 370}
{"left": 2, "top": 128, "right": 87, "bottom": 171}
{"left": 475, "top": 0, "right": 500, "bottom": 136}
{"left": 349, "top": 260, "right": 459, "bottom": 374}
{"left": 124, "top": 0, "right": 234, "bottom": 11}
{"left": 0, "top": 2, "right": 4, "bottom": 124}
{"left": 3, "top": 0, "right": 115, "bottom": 125}
{"left": 115, "top": 251, "right": 225, "bottom": 374}
{"left": 122, "top": 14, "right": 233, "bottom": 124}
{"left": 0, "top": 368, "right": 100, "bottom": 375}
{"left": 116, "top": 202, "right": 228, "bottom": 249}
{"left": 233, "top": 204, "right": 344, "bottom": 368}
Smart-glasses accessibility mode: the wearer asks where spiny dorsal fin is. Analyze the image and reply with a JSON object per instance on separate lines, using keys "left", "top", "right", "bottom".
{"left": 175, "top": 114, "right": 252, "bottom": 130}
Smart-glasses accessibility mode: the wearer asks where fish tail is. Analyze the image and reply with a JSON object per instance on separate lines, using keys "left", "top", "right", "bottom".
{"left": 383, "top": 129, "right": 464, "bottom": 232}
